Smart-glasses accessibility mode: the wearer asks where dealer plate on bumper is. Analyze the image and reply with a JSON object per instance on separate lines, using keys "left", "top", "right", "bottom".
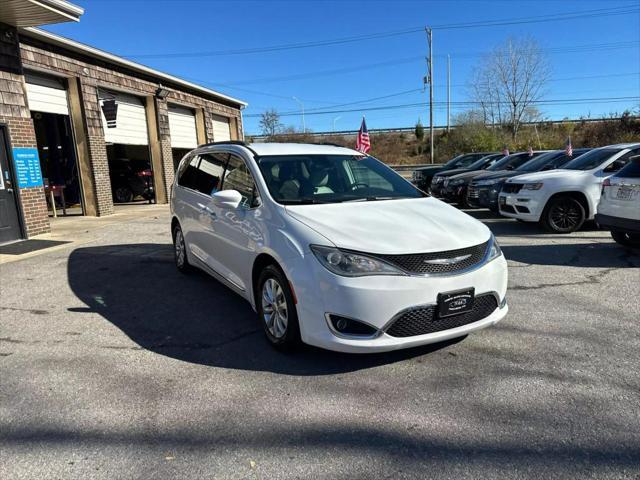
{"left": 438, "top": 288, "right": 475, "bottom": 318}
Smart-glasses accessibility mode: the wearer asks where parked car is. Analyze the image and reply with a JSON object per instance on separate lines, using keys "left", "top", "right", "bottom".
{"left": 412, "top": 152, "right": 494, "bottom": 192}
{"left": 171, "top": 142, "right": 508, "bottom": 353}
{"left": 499, "top": 143, "right": 640, "bottom": 233}
{"left": 595, "top": 154, "right": 640, "bottom": 247}
{"left": 109, "top": 158, "right": 154, "bottom": 203}
{"left": 437, "top": 151, "right": 549, "bottom": 207}
{"left": 468, "top": 149, "right": 591, "bottom": 212}
{"left": 429, "top": 153, "right": 505, "bottom": 198}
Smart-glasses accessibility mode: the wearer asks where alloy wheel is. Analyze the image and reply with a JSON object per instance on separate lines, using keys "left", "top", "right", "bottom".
{"left": 175, "top": 229, "right": 185, "bottom": 267}
{"left": 549, "top": 200, "right": 581, "bottom": 231}
{"left": 261, "top": 278, "right": 288, "bottom": 339}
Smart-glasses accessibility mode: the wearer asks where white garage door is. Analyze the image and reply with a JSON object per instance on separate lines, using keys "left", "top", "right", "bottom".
{"left": 211, "top": 114, "right": 231, "bottom": 142}
{"left": 25, "top": 72, "right": 69, "bottom": 115}
{"left": 168, "top": 105, "right": 197, "bottom": 149}
{"left": 99, "top": 89, "right": 148, "bottom": 145}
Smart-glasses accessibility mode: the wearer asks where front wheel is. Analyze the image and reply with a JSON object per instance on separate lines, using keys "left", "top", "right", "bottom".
{"left": 541, "top": 196, "right": 585, "bottom": 233}
{"left": 611, "top": 230, "right": 640, "bottom": 248}
{"left": 257, "top": 265, "right": 300, "bottom": 350}
{"left": 173, "top": 224, "right": 194, "bottom": 273}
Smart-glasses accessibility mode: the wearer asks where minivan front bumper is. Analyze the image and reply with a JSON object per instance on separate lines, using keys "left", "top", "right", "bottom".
{"left": 285, "top": 250, "right": 508, "bottom": 353}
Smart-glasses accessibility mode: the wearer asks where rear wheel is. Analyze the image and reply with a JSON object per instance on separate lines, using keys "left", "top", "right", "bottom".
{"left": 114, "top": 186, "right": 134, "bottom": 203}
{"left": 257, "top": 265, "right": 300, "bottom": 350}
{"left": 541, "top": 196, "right": 585, "bottom": 233}
{"left": 611, "top": 230, "right": 640, "bottom": 248}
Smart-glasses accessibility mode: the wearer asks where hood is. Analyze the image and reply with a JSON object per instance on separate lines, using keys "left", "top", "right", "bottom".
{"left": 435, "top": 168, "right": 477, "bottom": 178}
{"left": 448, "top": 170, "right": 495, "bottom": 182}
{"left": 506, "top": 169, "right": 588, "bottom": 183}
{"left": 473, "top": 170, "right": 521, "bottom": 182}
{"left": 285, "top": 197, "right": 490, "bottom": 255}
{"left": 415, "top": 165, "right": 445, "bottom": 174}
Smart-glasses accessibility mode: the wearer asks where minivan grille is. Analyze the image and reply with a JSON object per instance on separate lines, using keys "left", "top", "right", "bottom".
{"left": 502, "top": 183, "right": 523, "bottom": 194}
{"left": 376, "top": 241, "right": 489, "bottom": 275}
{"left": 385, "top": 293, "right": 498, "bottom": 338}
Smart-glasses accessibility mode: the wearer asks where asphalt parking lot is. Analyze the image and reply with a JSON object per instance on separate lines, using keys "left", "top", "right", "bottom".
{"left": 1, "top": 207, "right": 639, "bottom": 480}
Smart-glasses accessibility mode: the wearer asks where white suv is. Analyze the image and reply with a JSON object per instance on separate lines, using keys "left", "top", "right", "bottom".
{"left": 170, "top": 142, "right": 508, "bottom": 353}
{"left": 498, "top": 143, "right": 640, "bottom": 233}
{"left": 596, "top": 155, "right": 640, "bottom": 247}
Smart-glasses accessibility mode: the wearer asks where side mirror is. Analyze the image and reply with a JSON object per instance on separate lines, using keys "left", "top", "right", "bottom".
{"left": 211, "top": 189, "right": 243, "bottom": 209}
{"left": 505, "top": 165, "right": 514, "bottom": 170}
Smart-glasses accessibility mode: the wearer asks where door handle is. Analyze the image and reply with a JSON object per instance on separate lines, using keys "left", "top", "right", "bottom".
{"left": 200, "top": 205, "right": 217, "bottom": 220}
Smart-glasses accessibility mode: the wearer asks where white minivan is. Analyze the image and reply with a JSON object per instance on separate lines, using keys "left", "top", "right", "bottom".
{"left": 170, "top": 142, "right": 508, "bottom": 353}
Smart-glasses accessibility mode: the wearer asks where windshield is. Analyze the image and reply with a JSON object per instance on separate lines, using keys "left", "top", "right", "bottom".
{"left": 467, "top": 154, "right": 502, "bottom": 170}
{"left": 517, "top": 151, "right": 563, "bottom": 172}
{"left": 257, "top": 154, "right": 425, "bottom": 204}
{"left": 563, "top": 148, "right": 620, "bottom": 170}
{"left": 488, "top": 152, "right": 544, "bottom": 171}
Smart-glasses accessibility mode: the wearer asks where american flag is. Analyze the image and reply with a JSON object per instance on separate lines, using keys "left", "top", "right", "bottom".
{"left": 502, "top": 146, "right": 509, "bottom": 156}
{"left": 356, "top": 117, "right": 371, "bottom": 153}
{"left": 528, "top": 145, "right": 534, "bottom": 157}
{"left": 565, "top": 136, "right": 573, "bottom": 157}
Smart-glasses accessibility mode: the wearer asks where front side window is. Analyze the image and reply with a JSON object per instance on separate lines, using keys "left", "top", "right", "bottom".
{"left": 224, "top": 154, "right": 259, "bottom": 208}
{"left": 257, "top": 154, "right": 424, "bottom": 204}
{"left": 177, "top": 153, "right": 227, "bottom": 195}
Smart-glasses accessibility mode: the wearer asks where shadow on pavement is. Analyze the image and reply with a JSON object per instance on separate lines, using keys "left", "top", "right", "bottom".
{"left": 67, "top": 243, "right": 461, "bottom": 375}
{"left": 501, "top": 242, "right": 639, "bottom": 268}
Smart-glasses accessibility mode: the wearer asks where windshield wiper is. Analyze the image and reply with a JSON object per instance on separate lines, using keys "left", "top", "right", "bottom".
{"left": 280, "top": 198, "right": 329, "bottom": 205}
{"left": 344, "top": 196, "right": 407, "bottom": 202}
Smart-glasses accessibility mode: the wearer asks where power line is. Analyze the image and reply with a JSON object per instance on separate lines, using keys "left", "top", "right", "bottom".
{"left": 121, "top": 5, "right": 638, "bottom": 59}
{"left": 217, "top": 41, "right": 638, "bottom": 87}
{"left": 244, "top": 96, "right": 640, "bottom": 118}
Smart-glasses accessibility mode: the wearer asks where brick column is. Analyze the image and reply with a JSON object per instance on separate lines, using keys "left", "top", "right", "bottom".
{"left": 0, "top": 23, "right": 49, "bottom": 237}
{"left": 154, "top": 98, "right": 174, "bottom": 200}
{"left": 78, "top": 78, "right": 113, "bottom": 216}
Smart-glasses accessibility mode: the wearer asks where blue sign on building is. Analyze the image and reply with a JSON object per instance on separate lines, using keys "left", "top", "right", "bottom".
{"left": 12, "top": 148, "right": 43, "bottom": 188}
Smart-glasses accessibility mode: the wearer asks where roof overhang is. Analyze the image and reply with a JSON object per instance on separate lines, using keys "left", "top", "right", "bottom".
{"left": 0, "top": 0, "right": 83, "bottom": 27}
{"left": 19, "top": 27, "right": 248, "bottom": 109}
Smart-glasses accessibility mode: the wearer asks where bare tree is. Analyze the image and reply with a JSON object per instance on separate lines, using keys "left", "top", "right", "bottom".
{"left": 259, "top": 109, "right": 283, "bottom": 137}
{"left": 470, "top": 37, "right": 550, "bottom": 139}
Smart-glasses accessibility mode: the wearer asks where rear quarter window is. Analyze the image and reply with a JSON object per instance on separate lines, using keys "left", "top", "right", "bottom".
{"left": 615, "top": 156, "right": 640, "bottom": 178}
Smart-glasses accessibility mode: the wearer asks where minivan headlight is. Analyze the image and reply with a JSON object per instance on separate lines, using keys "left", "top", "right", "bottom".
{"left": 487, "top": 234, "right": 502, "bottom": 262}
{"left": 310, "top": 245, "right": 406, "bottom": 277}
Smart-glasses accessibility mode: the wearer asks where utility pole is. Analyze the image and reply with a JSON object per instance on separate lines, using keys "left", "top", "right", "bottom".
{"left": 292, "top": 96, "right": 305, "bottom": 133}
{"left": 425, "top": 27, "right": 434, "bottom": 164}
{"left": 447, "top": 54, "right": 450, "bottom": 133}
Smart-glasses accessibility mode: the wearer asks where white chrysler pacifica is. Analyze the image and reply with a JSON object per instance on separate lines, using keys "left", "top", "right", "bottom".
{"left": 170, "top": 142, "right": 508, "bottom": 353}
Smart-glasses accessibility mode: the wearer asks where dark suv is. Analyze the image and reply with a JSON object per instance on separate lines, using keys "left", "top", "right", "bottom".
{"left": 109, "top": 158, "right": 154, "bottom": 203}
{"left": 467, "top": 148, "right": 591, "bottom": 212}
{"left": 412, "top": 152, "right": 494, "bottom": 193}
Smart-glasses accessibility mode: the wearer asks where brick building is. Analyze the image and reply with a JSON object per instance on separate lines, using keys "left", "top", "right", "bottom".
{"left": 0, "top": 0, "right": 246, "bottom": 243}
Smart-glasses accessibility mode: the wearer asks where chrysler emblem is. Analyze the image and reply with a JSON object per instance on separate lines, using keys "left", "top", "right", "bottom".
{"left": 424, "top": 254, "right": 472, "bottom": 265}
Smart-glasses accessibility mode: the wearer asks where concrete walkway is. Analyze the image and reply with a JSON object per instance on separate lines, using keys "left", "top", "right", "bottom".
{"left": 0, "top": 204, "right": 170, "bottom": 265}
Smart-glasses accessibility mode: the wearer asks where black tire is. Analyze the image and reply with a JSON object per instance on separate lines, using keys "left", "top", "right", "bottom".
{"left": 114, "top": 186, "right": 134, "bottom": 203}
{"left": 541, "top": 196, "right": 586, "bottom": 233}
{"left": 611, "top": 230, "right": 640, "bottom": 248}
{"left": 172, "top": 223, "right": 194, "bottom": 273}
{"left": 256, "top": 264, "right": 300, "bottom": 350}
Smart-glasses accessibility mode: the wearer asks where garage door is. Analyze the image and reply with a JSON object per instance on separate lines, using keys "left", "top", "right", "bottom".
{"left": 211, "top": 114, "right": 231, "bottom": 142}
{"left": 168, "top": 105, "right": 197, "bottom": 149}
{"left": 25, "top": 72, "right": 69, "bottom": 115}
{"left": 99, "top": 90, "right": 148, "bottom": 145}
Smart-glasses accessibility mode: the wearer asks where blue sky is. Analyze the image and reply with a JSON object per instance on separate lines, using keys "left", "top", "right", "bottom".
{"left": 45, "top": 0, "right": 640, "bottom": 135}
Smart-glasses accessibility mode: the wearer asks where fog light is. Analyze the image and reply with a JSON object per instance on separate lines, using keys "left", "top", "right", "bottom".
{"left": 327, "top": 314, "right": 378, "bottom": 337}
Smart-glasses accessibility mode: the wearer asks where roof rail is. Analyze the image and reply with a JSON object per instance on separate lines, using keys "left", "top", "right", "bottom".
{"left": 319, "top": 142, "right": 350, "bottom": 148}
{"left": 198, "top": 140, "right": 259, "bottom": 157}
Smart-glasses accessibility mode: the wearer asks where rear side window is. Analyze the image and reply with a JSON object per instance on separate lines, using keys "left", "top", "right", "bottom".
{"left": 615, "top": 153, "right": 640, "bottom": 178}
